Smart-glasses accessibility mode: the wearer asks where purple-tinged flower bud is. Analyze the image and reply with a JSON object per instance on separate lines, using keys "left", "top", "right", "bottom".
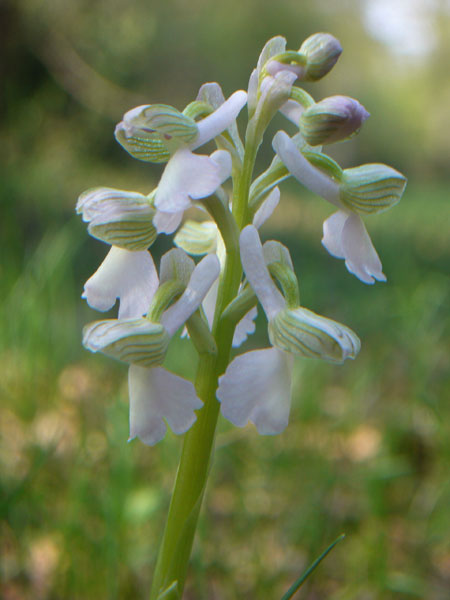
{"left": 299, "top": 96, "right": 370, "bottom": 146}
{"left": 299, "top": 33, "right": 342, "bottom": 81}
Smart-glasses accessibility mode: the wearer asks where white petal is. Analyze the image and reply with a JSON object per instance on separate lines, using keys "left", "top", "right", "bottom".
{"left": 155, "top": 148, "right": 231, "bottom": 214}
{"left": 240, "top": 225, "right": 285, "bottom": 319}
{"left": 342, "top": 214, "right": 386, "bottom": 284}
{"left": 161, "top": 254, "right": 220, "bottom": 336}
{"left": 232, "top": 307, "right": 257, "bottom": 347}
{"left": 217, "top": 347, "right": 293, "bottom": 435}
{"left": 191, "top": 90, "right": 247, "bottom": 149}
{"left": 279, "top": 99, "right": 305, "bottom": 126}
{"left": 321, "top": 210, "right": 348, "bottom": 259}
{"left": 153, "top": 209, "right": 184, "bottom": 234}
{"left": 128, "top": 365, "right": 202, "bottom": 446}
{"left": 272, "top": 131, "right": 340, "bottom": 205}
{"left": 82, "top": 247, "right": 158, "bottom": 318}
{"left": 252, "top": 187, "right": 280, "bottom": 229}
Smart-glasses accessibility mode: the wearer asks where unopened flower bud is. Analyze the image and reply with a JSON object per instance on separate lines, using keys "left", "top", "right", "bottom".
{"left": 299, "top": 33, "right": 342, "bottom": 81}
{"left": 340, "top": 164, "right": 407, "bottom": 215}
{"left": 77, "top": 187, "right": 157, "bottom": 250}
{"left": 83, "top": 318, "right": 170, "bottom": 368}
{"left": 268, "top": 307, "right": 360, "bottom": 363}
{"left": 299, "top": 96, "right": 370, "bottom": 146}
{"left": 115, "top": 104, "right": 198, "bottom": 163}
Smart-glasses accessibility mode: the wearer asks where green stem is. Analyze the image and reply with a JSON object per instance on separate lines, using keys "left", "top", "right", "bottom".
{"left": 150, "top": 139, "right": 258, "bottom": 599}
{"left": 232, "top": 134, "right": 257, "bottom": 229}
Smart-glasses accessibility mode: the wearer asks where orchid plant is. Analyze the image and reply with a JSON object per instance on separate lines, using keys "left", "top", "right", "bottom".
{"left": 77, "top": 33, "right": 406, "bottom": 599}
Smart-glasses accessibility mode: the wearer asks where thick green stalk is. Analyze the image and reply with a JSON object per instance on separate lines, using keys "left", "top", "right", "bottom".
{"left": 149, "top": 253, "right": 240, "bottom": 599}
{"left": 232, "top": 134, "right": 257, "bottom": 229}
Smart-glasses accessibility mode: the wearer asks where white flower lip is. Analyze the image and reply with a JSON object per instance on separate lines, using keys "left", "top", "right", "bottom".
{"left": 128, "top": 365, "right": 202, "bottom": 446}
{"left": 217, "top": 347, "right": 293, "bottom": 435}
{"left": 322, "top": 211, "right": 386, "bottom": 284}
{"left": 154, "top": 148, "right": 232, "bottom": 215}
{"left": 82, "top": 247, "right": 159, "bottom": 318}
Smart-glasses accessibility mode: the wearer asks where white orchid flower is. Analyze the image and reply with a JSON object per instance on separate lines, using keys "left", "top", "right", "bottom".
{"left": 82, "top": 246, "right": 159, "bottom": 319}
{"left": 217, "top": 225, "right": 359, "bottom": 434}
{"left": 217, "top": 224, "right": 291, "bottom": 434}
{"left": 273, "top": 130, "right": 406, "bottom": 284}
{"left": 84, "top": 252, "right": 220, "bottom": 446}
{"left": 115, "top": 91, "right": 247, "bottom": 235}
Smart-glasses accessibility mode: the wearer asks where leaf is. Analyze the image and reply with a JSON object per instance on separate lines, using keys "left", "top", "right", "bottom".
{"left": 156, "top": 580, "right": 179, "bottom": 600}
{"left": 281, "top": 534, "right": 345, "bottom": 600}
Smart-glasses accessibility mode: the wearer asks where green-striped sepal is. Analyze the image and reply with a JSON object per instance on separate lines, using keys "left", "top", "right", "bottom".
{"left": 83, "top": 318, "right": 170, "bottom": 367}
{"left": 299, "top": 33, "right": 342, "bottom": 81}
{"left": 174, "top": 220, "right": 219, "bottom": 256}
{"left": 114, "top": 104, "right": 198, "bottom": 163}
{"left": 299, "top": 96, "right": 369, "bottom": 146}
{"left": 340, "top": 164, "right": 407, "bottom": 215}
{"left": 77, "top": 187, "right": 157, "bottom": 250}
{"left": 268, "top": 307, "right": 360, "bottom": 363}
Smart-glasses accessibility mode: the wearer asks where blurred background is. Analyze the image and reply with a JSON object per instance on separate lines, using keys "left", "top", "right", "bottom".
{"left": 1, "top": 0, "right": 449, "bottom": 598}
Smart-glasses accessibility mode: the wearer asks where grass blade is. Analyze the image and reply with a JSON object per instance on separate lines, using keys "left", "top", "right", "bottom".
{"left": 281, "top": 534, "right": 345, "bottom": 600}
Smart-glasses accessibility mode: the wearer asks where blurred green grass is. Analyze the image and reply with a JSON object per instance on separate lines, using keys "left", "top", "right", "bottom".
{"left": 1, "top": 0, "right": 450, "bottom": 598}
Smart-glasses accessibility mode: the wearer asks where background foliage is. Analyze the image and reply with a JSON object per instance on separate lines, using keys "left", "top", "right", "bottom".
{"left": 1, "top": 1, "right": 449, "bottom": 598}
